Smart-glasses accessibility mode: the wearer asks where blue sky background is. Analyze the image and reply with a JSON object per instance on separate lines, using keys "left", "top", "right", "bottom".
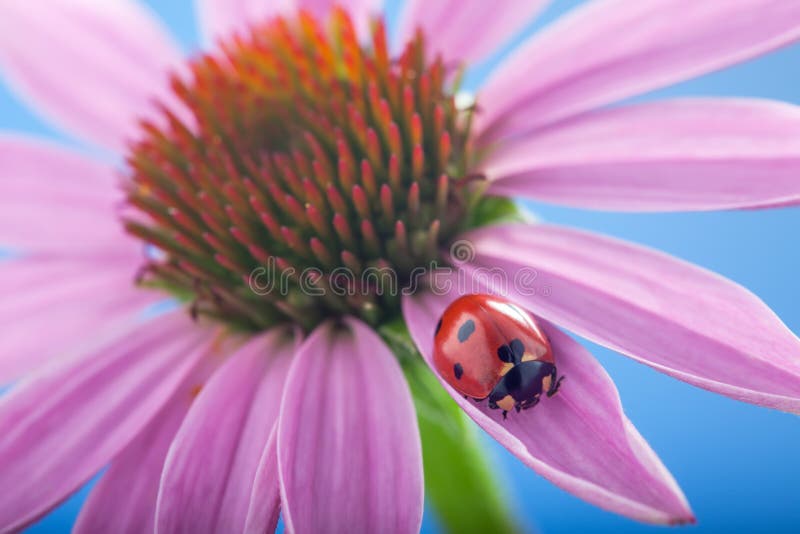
{"left": 2, "top": 1, "right": 798, "bottom": 533}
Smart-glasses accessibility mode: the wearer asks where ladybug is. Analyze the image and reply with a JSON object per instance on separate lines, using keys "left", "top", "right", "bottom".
{"left": 433, "top": 294, "right": 564, "bottom": 419}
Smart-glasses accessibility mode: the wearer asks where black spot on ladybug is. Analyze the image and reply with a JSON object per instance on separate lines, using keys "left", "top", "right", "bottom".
{"left": 497, "top": 344, "right": 514, "bottom": 363}
{"left": 434, "top": 318, "right": 443, "bottom": 336}
{"left": 510, "top": 339, "right": 525, "bottom": 359}
{"left": 457, "top": 319, "right": 475, "bottom": 343}
{"left": 453, "top": 363, "right": 464, "bottom": 379}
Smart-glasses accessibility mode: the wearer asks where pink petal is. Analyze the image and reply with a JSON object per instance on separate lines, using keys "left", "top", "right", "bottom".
{"left": 197, "top": 0, "right": 380, "bottom": 46}
{"left": 278, "top": 318, "right": 423, "bottom": 534}
{"left": 0, "top": 257, "right": 157, "bottom": 383}
{"left": 298, "top": 0, "right": 381, "bottom": 23}
{"left": 462, "top": 223, "right": 800, "bottom": 412}
{"left": 395, "top": 0, "right": 549, "bottom": 65}
{"left": 0, "top": 311, "right": 213, "bottom": 532}
{"left": 243, "top": 429, "right": 280, "bottom": 534}
{"left": 477, "top": 0, "right": 800, "bottom": 142}
{"left": 0, "top": 136, "right": 151, "bottom": 382}
{"left": 0, "top": 135, "right": 134, "bottom": 255}
{"left": 73, "top": 405, "right": 186, "bottom": 534}
{"left": 196, "top": 0, "right": 294, "bottom": 46}
{"left": 403, "top": 289, "right": 693, "bottom": 524}
{"left": 483, "top": 99, "right": 800, "bottom": 211}
{"left": 73, "top": 372, "right": 209, "bottom": 534}
{"left": 0, "top": 0, "right": 183, "bottom": 152}
{"left": 156, "top": 328, "right": 297, "bottom": 534}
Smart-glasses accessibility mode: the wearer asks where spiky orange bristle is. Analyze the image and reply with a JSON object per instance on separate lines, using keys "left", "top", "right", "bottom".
{"left": 125, "top": 8, "right": 479, "bottom": 331}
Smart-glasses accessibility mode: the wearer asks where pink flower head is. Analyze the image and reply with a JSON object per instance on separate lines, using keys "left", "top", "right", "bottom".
{"left": 1, "top": 0, "right": 799, "bottom": 532}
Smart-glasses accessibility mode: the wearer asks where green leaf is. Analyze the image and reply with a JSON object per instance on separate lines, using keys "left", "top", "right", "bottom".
{"left": 468, "top": 195, "right": 529, "bottom": 229}
{"left": 380, "top": 320, "right": 522, "bottom": 534}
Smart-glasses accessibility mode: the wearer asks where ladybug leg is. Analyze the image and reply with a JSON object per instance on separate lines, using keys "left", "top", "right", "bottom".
{"left": 521, "top": 395, "right": 541, "bottom": 411}
{"left": 502, "top": 410, "right": 508, "bottom": 420}
{"left": 546, "top": 372, "right": 566, "bottom": 398}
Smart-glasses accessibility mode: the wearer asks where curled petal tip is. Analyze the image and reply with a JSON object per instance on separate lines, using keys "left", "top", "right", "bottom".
{"left": 403, "top": 290, "right": 693, "bottom": 525}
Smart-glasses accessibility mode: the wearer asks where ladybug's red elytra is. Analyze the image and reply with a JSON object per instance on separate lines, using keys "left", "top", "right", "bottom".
{"left": 433, "top": 294, "right": 565, "bottom": 419}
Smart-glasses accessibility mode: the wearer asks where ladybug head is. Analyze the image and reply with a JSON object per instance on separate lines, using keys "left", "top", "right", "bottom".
{"left": 488, "top": 360, "right": 558, "bottom": 413}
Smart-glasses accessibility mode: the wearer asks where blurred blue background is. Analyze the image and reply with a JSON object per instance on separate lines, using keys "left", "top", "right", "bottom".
{"left": 1, "top": 0, "right": 798, "bottom": 532}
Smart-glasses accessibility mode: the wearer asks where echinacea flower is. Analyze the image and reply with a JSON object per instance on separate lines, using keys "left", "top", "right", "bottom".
{"left": 1, "top": 0, "right": 800, "bottom": 532}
